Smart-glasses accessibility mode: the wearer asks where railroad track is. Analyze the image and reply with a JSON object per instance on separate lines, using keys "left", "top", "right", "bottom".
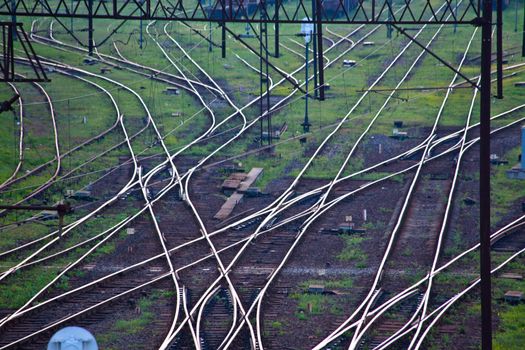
{"left": 209, "top": 5, "right": 462, "bottom": 348}
{"left": 0, "top": 2, "right": 524, "bottom": 348}
{"left": 0, "top": 78, "right": 60, "bottom": 216}
{"left": 26, "top": 15, "right": 386, "bottom": 348}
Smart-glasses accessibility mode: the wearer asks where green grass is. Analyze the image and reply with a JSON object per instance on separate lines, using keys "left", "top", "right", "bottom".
{"left": 491, "top": 147, "right": 525, "bottom": 225}
{"left": 488, "top": 256, "right": 525, "bottom": 350}
{"left": 96, "top": 290, "right": 168, "bottom": 347}
{"left": 300, "top": 278, "right": 354, "bottom": 289}
{"left": 290, "top": 292, "right": 330, "bottom": 316}
{"left": 0, "top": 266, "right": 59, "bottom": 308}
{"left": 494, "top": 304, "right": 525, "bottom": 350}
{"left": 336, "top": 234, "right": 367, "bottom": 263}
{"left": 290, "top": 280, "right": 352, "bottom": 320}
{"left": 0, "top": 211, "right": 134, "bottom": 309}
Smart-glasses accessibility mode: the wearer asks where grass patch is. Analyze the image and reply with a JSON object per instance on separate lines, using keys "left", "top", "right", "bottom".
{"left": 337, "top": 234, "right": 367, "bottom": 263}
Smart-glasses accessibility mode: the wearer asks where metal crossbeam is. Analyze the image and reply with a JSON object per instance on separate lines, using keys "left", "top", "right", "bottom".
{"left": 0, "top": 0, "right": 481, "bottom": 24}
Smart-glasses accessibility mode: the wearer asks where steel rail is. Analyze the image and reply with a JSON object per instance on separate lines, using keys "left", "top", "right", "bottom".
{"left": 159, "top": 17, "right": 403, "bottom": 347}
{"left": 349, "top": 17, "right": 481, "bottom": 350}
{"left": 0, "top": 62, "right": 152, "bottom": 285}
{"left": 158, "top": 20, "right": 261, "bottom": 348}
{"left": 0, "top": 52, "right": 186, "bottom": 345}
{"left": 1, "top": 30, "right": 241, "bottom": 348}
{"left": 169, "top": 4, "right": 447, "bottom": 347}
{"left": 4, "top": 92, "right": 523, "bottom": 279}
{"left": 217, "top": 4, "right": 455, "bottom": 347}
{"left": 0, "top": 22, "right": 124, "bottom": 192}
{"left": 0, "top": 77, "right": 60, "bottom": 215}
{"left": 313, "top": 22, "right": 479, "bottom": 350}
{"left": 0, "top": 69, "right": 122, "bottom": 259}
{"left": 160, "top": 24, "right": 259, "bottom": 346}
{"left": 158, "top": 16, "right": 390, "bottom": 348}
{"left": 1, "top": 8, "right": 516, "bottom": 348}
{"left": 0, "top": 273, "right": 171, "bottom": 350}
{"left": 0, "top": 76, "right": 130, "bottom": 325}
{"left": 3, "top": 112, "right": 522, "bottom": 346}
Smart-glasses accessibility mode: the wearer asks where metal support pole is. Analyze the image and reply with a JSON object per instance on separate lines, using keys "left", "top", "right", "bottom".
{"left": 522, "top": 1, "right": 525, "bottom": 57}
{"left": 209, "top": 0, "right": 212, "bottom": 52}
{"left": 88, "top": 0, "right": 94, "bottom": 56}
{"left": 3, "top": 25, "right": 14, "bottom": 81}
{"left": 259, "top": 12, "right": 264, "bottom": 146}
{"left": 70, "top": 0, "right": 74, "bottom": 34}
{"left": 312, "top": 0, "right": 318, "bottom": 98}
{"left": 315, "top": 0, "right": 325, "bottom": 101}
{"left": 496, "top": 0, "right": 503, "bottom": 99}
{"left": 454, "top": 0, "right": 458, "bottom": 33}
{"left": 3, "top": 27, "right": 7, "bottom": 80}
{"left": 221, "top": 0, "right": 226, "bottom": 58}
{"left": 261, "top": 4, "right": 271, "bottom": 145}
{"left": 9, "top": 25, "right": 13, "bottom": 80}
{"left": 515, "top": 0, "right": 519, "bottom": 32}
{"left": 387, "top": 0, "right": 392, "bottom": 38}
{"left": 139, "top": 17, "right": 143, "bottom": 49}
{"left": 139, "top": 0, "right": 145, "bottom": 49}
{"left": 10, "top": 0, "right": 16, "bottom": 41}
{"left": 222, "top": 23, "right": 226, "bottom": 58}
{"left": 302, "top": 41, "right": 311, "bottom": 133}
{"left": 479, "top": 0, "right": 493, "bottom": 349}
{"left": 274, "top": 0, "right": 280, "bottom": 57}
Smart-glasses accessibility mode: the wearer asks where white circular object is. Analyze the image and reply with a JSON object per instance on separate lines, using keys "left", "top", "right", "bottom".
{"left": 47, "top": 326, "right": 98, "bottom": 350}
